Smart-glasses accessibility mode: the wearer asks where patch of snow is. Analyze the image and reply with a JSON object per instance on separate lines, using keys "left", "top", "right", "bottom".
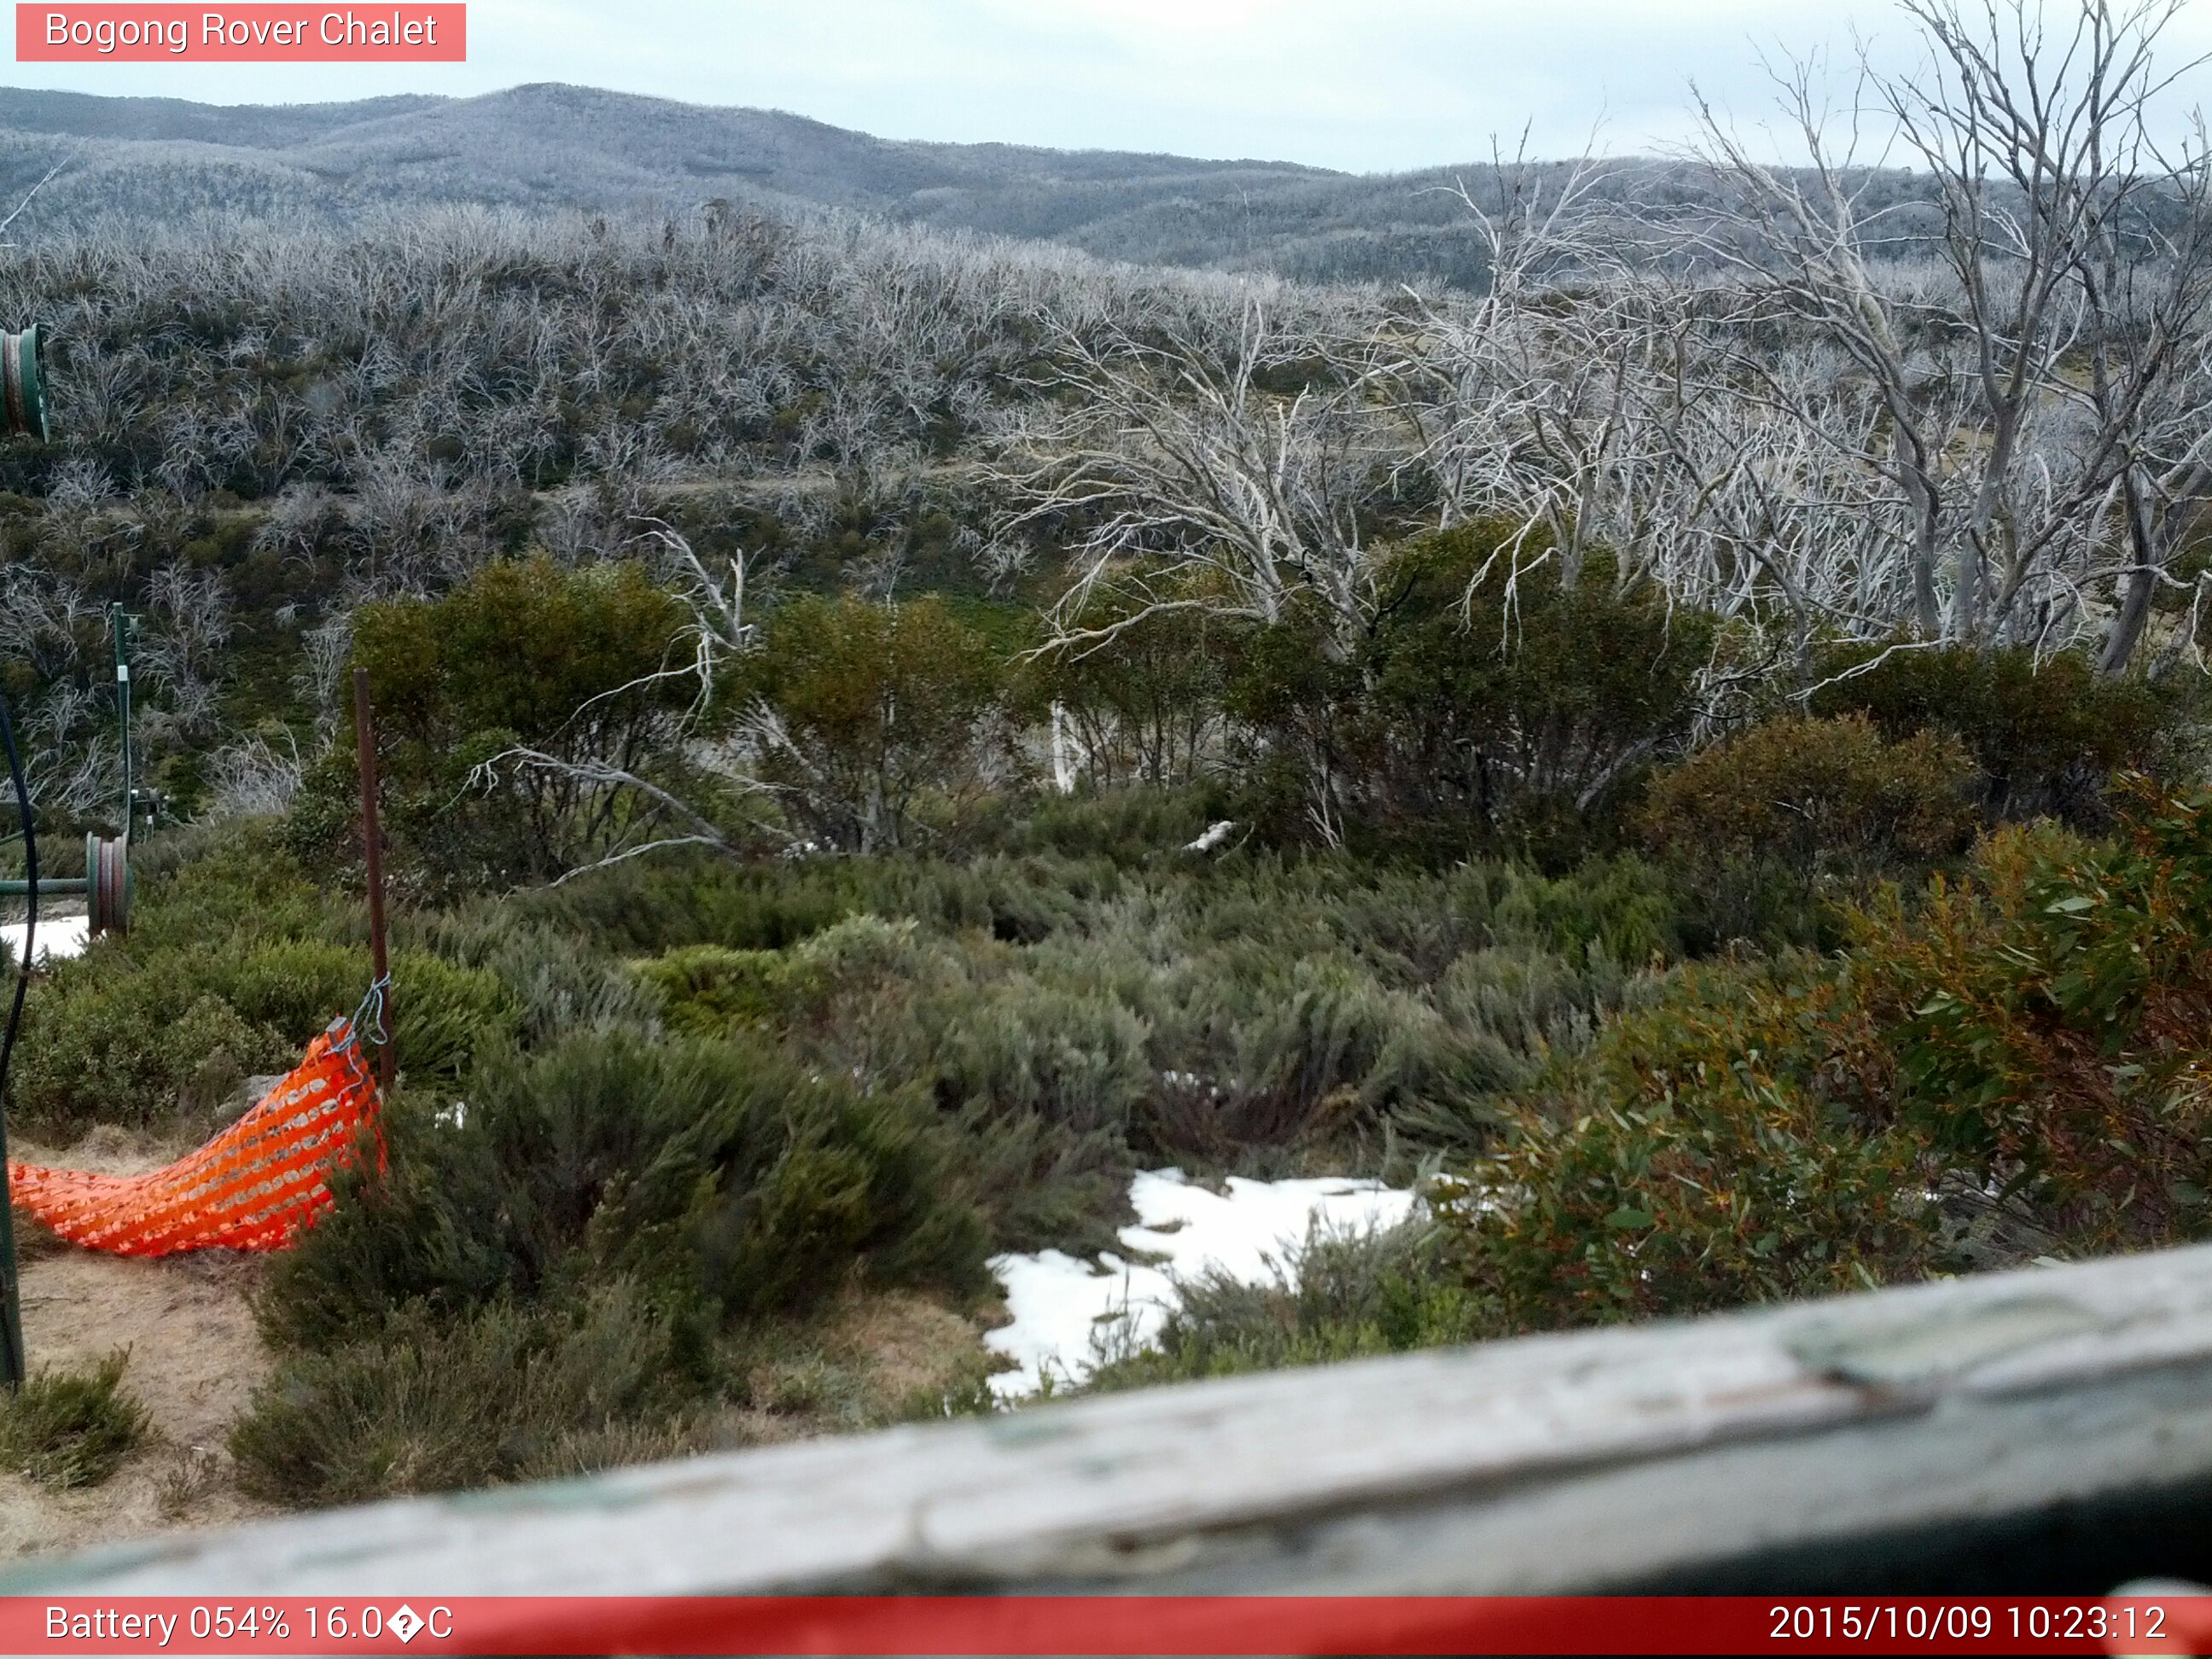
{"left": 0, "top": 915, "right": 90, "bottom": 966}
{"left": 985, "top": 1167, "right": 1417, "bottom": 1400}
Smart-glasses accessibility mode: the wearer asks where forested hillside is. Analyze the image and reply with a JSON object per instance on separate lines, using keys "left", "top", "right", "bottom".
{"left": 0, "top": 82, "right": 1939, "bottom": 288}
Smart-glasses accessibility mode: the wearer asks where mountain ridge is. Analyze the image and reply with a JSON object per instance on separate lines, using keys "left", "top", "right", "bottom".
{"left": 0, "top": 81, "right": 1757, "bottom": 286}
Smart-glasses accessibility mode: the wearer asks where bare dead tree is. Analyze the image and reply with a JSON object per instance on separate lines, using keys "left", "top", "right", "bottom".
{"left": 1686, "top": 0, "right": 2212, "bottom": 668}
{"left": 0, "top": 143, "right": 81, "bottom": 246}
{"left": 1385, "top": 148, "right": 1646, "bottom": 577}
{"left": 137, "top": 561, "right": 236, "bottom": 735}
{"left": 203, "top": 731, "right": 306, "bottom": 818}
{"left": 992, "top": 301, "right": 1396, "bottom": 661}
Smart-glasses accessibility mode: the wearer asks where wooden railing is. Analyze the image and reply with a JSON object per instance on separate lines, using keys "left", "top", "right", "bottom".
{"left": 15, "top": 1242, "right": 2212, "bottom": 1595}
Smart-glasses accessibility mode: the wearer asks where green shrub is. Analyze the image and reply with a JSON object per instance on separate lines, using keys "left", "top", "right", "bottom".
{"left": 1085, "top": 1221, "right": 1484, "bottom": 1390}
{"left": 357, "top": 557, "right": 690, "bottom": 755}
{"left": 1143, "top": 953, "right": 1405, "bottom": 1156}
{"left": 1229, "top": 527, "right": 1711, "bottom": 863}
{"left": 1809, "top": 643, "right": 2185, "bottom": 824}
{"left": 1858, "top": 791, "right": 2212, "bottom": 1253}
{"left": 14, "top": 976, "right": 286, "bottom": 1134}
{"left": 414, "top": 906, "right": 662, "bottom": 1045}
{"left": 1641, "top": 713, "right": 1978, "bottom": 878}
{"left": 231, "top": 1290, "right": 705, "bottom": 1506}
{"left": 207, "top": 937, "right": 521, "bottom": 1076}
{"left": 635, "top": 917, "right": 930, "bottom": 1039}
{"left": 981, "top": 785, "right": 1229, "bottom": 864}
{"left": 378, "top": 952, "right": 521, "bottom": 1079}
{"left": 941, "top": 1104, "right": 1134, "bottom": 1256}
{"left": 121, "top": 824, "right": 333, "bottom": 952}
{"left": 13, "top": 923, "right": 514, "bottom": 1136}
{"left": 630, "top": 920, "right": 1144, "bottom": 1251}
{"left": 1383, "top": 946, "right": 1650, "bottom": 1154}
{"left": 2, "top": 1351, "right": 150, "bottom": 1488}
{"left": 1492, "top": 853, "right": 1685, "bottom": 967}
{"left": 1442, "top": 958, "right": 1944, "bottom": 1331}
{"left": 295, "top": 556, "right": 696, "bottom": 892}
{"left": 255, "top": 1028, "right": 992, "bottom": 1357}
{"left": 1438, "top": 781, "right": 2212, "bottom": 1337}
{"left": 1022, "top": 590, "right": 1227, "bottom": 790}
{"left": 625, "top": 918, "right": 1152, "bottom": 1254}
{"left": 927, "top": 981, "right": 1151, "bottom": 1136}
{"left": 3, "top": 828, "right": 391, "bottom": 1134}
{"left": 523, "top": 848, "right": 1112, "bottom": 957}
{"left": 632, "top": 944, "right": 789, "bottom": 1037}
{"left": 740, "top": 591, "right": 1010, "bottom": 853}
{"left": 207, "top": 936, "right": 361, "bottom": 1039}
{"left": 517, "top": 853, "right": 865, "bottom": 953}
{"left": 604, "top": 852, "right": 1683, "bottom": 1204}
{"left": 602, "top": 856, "right": 1681, "bottom": 1245}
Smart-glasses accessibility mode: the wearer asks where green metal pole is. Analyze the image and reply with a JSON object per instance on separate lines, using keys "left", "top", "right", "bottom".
{"left": 111, "top": 605, "right": 132, "bottom": 843}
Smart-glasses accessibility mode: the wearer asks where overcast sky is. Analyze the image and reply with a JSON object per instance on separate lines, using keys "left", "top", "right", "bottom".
{"left": 9, "top": 0, "right": 2212, "bottom": 172}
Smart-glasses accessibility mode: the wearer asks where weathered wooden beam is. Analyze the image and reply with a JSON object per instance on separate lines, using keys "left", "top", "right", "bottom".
{"left": 19, "top": 1243, "right": 2212, "bottom": 1595}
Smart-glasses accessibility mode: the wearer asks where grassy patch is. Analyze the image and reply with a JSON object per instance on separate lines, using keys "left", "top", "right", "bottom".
{"left": 1084, "top": 1221, "right": 1483, "bottom": 1391}
{"left": 232, "top": 1290, "right": 711, "bottom": 1506}
{"left": 255, "top": 1027, "right": 992, "bottom": 1354}
{"left": 2, "top": 1351, "right": 151, "bottom": 1489}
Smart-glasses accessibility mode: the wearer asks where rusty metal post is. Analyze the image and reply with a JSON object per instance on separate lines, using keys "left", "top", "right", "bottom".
{"left": 352, "top": 668, "right": 393, "bottom": 1093}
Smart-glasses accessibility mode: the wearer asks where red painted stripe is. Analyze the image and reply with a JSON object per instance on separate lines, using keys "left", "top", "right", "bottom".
{"left": 0, "top": 1596, "right": 2200, "bottom": 1656}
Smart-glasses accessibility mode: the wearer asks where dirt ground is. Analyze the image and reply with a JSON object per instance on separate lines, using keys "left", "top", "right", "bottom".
{"left": 0, "top": 1126, "right": 277, "bottom": 1561}
{"left": 0, "top": 1126, "right": 1008, "bottom": 1564}
{"left": 0, "top": 1246, "right": 276, "bottom": 1559}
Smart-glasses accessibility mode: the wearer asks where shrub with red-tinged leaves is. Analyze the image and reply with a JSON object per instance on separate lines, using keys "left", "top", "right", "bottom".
{"left": 1441, "top": 956, "right": 1939, "bottom": 1331}
{"left": 1872, "top": 784, "right": 2212, "bottom": 1251}
{"left": 1447, "top": 780, "right": 2212, "bottom": 1338}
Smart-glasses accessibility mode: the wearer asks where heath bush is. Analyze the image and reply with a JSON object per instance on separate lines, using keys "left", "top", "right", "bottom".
{"left": 255, "top": 1028, "right": 992, "bottom": 1358}
{"left": 1, "top": 1351, "right": 150, "bottom": 1489}
{"left": 739, "top": 592, "right": 1010, "bottom": 853}
{"left": 1640, "top": 713, "right": 1978, "bottom": 881}
{"left": 1086, "top": 1220, "right": 1484, "bottom": 1390}
{"left": 1810, "top": 643, "right": 2185, "bottom": 824}
{"left": 1442, "top": 958, "right": 1943, "bottom": 1331}
{"left": 1229, "top": 528, "right": 1710, "bottom": 862}
{"left": 297, "top": 556, "right": 696, "bottom": 892}
{"left": 231, "top": 1289, "right": 704, "bottom": 1506}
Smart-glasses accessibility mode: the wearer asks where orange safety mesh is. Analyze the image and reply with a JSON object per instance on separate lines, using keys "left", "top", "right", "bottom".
{"left": 6, "top": 1015, "right": 383, "bottom": 1256}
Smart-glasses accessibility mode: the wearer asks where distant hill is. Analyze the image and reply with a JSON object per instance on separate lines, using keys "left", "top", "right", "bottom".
{"left": 0, "top": 84, "right": 1937, "bottom": 288}
{"left": 0, "top": 83, "right": 1561, "bottom": 285}
{"left": 0, "top": 85, "right": 445, "bottom": 143}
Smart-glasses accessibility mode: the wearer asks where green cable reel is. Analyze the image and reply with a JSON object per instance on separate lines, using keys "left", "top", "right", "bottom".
{"left": 2, "top": 324, "right": 49, "bottom": 444}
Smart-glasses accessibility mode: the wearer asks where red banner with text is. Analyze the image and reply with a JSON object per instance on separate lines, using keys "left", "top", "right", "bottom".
{"left": 16, "top": 4, "right": 463, "bottom": 61}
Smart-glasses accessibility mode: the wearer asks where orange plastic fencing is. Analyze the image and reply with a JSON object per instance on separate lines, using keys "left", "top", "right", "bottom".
{"left": 6, "top": 1015, "right": 383, "bottom": 1257}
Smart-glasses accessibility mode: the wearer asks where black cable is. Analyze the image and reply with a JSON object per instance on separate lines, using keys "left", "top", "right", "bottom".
{"left": 0, "top": 688, "right": 32, "bottom": 1098}
{"left": 0, "top": 684, "right": 32, "bottom": 1387}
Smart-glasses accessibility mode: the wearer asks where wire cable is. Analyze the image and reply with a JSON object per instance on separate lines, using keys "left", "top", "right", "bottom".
{"left": 0, "top": 685, "right": 33, "bottom": 1386}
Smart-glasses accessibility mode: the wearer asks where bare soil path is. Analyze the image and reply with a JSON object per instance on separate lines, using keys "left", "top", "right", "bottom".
{"left": 0, "top": 1130, "right": 275, "bottom": 1560}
